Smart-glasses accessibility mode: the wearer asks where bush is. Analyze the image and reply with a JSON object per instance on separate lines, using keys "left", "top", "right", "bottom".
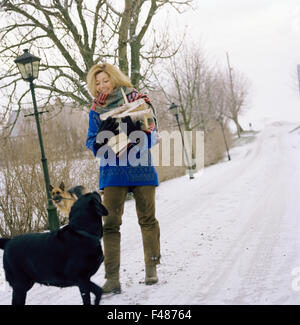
{"left": 0, "top": 108, "right": 98, "bottom": 236}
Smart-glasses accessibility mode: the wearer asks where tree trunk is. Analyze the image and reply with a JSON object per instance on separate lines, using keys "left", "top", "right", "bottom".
{"left": 131, "top": 40, "right": 142, "bottom": 88}
{"left": 129, "top": 0, "right": 157, "bottom": 88}
{"left": 118, "top": 0, "right": 132, "bottom": 75}
{"left": 233, "top": 117, "right": 243, "bottom": 138}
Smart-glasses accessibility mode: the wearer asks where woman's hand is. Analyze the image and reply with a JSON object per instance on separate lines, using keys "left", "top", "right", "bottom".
{"left": 99, "top": 116, "right": 119, "bottom": 134}
{"left": 121, "top": 116, "right": 142, "bottom": 136}
{"left": 121, "top": 116, "right": 145, "bottom": 145}
{"left": 95, "top": 116, "right": 119, "bottom": 149}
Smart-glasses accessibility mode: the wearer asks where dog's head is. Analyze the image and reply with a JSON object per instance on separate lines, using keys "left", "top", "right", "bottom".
{"left": 68, "top": 191, "right": 108, "bottom": 237}
{"left": 49, "top": 182, "right": 67, "bottom": 204}
{"left": 88, "top": 191, "right": 109, "bottom": 217}
{"left": 69, "top": 191, "right": 108, "bottom": 218}
{"left": 71, "top": 191, "right": 108, "bottom": 217}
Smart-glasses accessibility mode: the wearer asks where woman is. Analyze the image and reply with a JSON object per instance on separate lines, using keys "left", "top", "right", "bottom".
{"left": 85, "top": 63, "right": 160, "bottom": 294}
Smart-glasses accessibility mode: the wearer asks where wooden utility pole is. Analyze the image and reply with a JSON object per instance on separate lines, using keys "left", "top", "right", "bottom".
{"left": 226, "top": 51, "right": 237, "bottom": 114}
{"left": 297, "top": 64, "right": 300, "bottom": 96}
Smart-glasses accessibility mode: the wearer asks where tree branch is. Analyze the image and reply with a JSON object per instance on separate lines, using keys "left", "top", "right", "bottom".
{"left": 136, "top": 0, "right": 157, "bottom": 43}
{"left": 4, "top": 1, "right": 86, "bottom": 80}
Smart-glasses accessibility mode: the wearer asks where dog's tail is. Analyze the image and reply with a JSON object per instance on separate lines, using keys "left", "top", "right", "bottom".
{"left": 0, "top": 238, "right": 10, "bottom": 250}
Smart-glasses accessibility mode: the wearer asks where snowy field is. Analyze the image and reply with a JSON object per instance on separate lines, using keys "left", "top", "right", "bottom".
{"left": 1, "top": 121, "right": 300, "bottom": 305}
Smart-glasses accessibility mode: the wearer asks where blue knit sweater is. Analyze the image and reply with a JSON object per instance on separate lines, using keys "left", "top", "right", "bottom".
{"left": 85, "top": 87, "right": 159, "bottom": 190}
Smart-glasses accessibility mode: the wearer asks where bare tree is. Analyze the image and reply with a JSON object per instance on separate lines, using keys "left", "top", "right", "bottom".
{"left": 155, "top": 43, "right": 209, "bottom": 132}
{"left": 155, "top": 43, "right": 248, "bottom": 163}
{"left": 108, "top": 0, "right": 191, "bottom": 88}
{"left": 211, "top": 70, "right": 232, "bottom": 160}
{"left": 0, "top": 0, "right": 192, "bottom": 133}
{"left": 225, "top": 52, "right": 250, "bottom": 137}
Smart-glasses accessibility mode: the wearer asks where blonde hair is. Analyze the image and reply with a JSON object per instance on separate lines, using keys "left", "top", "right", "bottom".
{"left": 86, "top": 63, "right": 133, "bottom": 97}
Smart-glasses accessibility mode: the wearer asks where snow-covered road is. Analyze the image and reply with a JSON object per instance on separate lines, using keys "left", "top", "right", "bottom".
{"left": 1, "top": 122, "right": 300, "bottom": 305}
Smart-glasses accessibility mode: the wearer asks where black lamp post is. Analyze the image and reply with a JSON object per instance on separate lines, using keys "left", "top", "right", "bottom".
{"left": 169, "top": 103, "right": 194, "bottom": 179}
{"left": 216, "top": 116, "right": 231, "bottom": 161}
{"left": 14, "top": 49, "right": 59, "bottom": 230}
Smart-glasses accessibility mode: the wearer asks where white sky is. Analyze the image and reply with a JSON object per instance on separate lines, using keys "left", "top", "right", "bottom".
{"left": 2, "top": 0, "right": 300, "bottom": 129}
{"left": 165, "top": 0, "right": 300, "bottom": 127}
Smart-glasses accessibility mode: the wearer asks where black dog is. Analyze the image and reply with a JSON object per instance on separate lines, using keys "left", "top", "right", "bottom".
{"left": 0, "top": 191, "right": 108, "bottom": 305}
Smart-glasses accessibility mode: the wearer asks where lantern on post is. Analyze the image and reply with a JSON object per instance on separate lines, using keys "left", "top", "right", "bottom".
{"left": 168, "top": 103, "right": 194, "bottom": 179}
{"left": 15, "top": 49, "right": 59, "bottom": 230}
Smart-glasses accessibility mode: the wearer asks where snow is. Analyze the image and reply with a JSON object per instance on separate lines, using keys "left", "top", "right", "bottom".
{"left": 1, "top": 121, "right": 300, "bottom": 305}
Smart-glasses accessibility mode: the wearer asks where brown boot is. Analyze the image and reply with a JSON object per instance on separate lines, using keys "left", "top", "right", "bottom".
{"left": 102, "top": 277, "right": 121, "bottom": 294}
{"left": 145, "top": 265, "right": 158, "bottom": 285}
{"left": 102, "top": 187, "right": 127, "bottom": 294}
{"left": 132, "top": 186, "right": 161, "bottom": 277}
{"left": 102, "top": 232, "right": 121, "bottom": 294}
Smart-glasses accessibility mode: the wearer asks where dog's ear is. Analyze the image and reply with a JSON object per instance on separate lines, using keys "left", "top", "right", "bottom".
{"left": 49, "top": 184, "right": 54, "bottom": 192}
{"left": 59, "top": 182, "right": 65, "bottom": 191}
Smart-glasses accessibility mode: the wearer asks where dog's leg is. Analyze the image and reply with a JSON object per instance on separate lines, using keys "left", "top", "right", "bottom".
{"left": 78, "top": 281, "right": 91, "bottom": 305}
{"left": 12, "top": 288, "right": 27, "bottom": 305}
{"left": 89, "top": 281, "right": 102, "bottom": 305}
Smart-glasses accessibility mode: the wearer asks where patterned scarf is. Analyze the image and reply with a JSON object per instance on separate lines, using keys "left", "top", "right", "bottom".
{"left": 91, "top": 87, "right": 134, "bottom": 114}
{"left": 91, "top": 86, "right": 157, "bottom": 134}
